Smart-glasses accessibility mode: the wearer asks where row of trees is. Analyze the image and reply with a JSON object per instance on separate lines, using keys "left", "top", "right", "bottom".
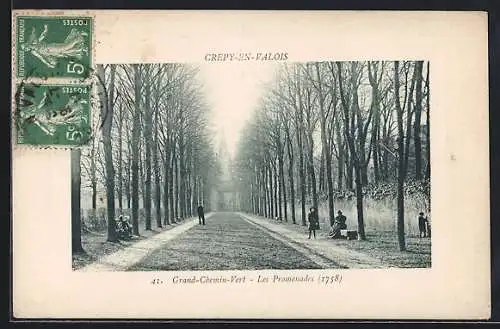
{"left": 234, "top": 61, "right": 430, "bottom": 251}
{"left": 72, "top": 64, "right": 221, "bottom": 253}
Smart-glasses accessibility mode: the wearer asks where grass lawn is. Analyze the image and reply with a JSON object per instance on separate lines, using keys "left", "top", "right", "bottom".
{"left": 72, "top": 218, "right": 187, "bottom": 270}
{"left": 258, "top": 217, "right": 431, "bottom": 268}
{"left": 328, "top": 231, "right": 431, "bottom": 268}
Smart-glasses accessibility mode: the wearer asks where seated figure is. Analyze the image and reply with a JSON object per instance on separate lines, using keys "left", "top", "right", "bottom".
{"left": 116, "top": 215, "right": 132, "bottom": 240}
{"left": 329, "top": 210, "right": 347, "bottom": 239}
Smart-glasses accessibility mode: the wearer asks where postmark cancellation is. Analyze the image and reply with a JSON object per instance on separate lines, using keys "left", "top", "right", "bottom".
{"left": 12, "top": 11, "right": 95, "bottom": 148}
{"left": 15, "top": 83, "right": 92, "bottom": 147}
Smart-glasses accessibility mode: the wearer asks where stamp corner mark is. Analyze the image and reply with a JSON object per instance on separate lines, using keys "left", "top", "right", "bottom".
{"left": 15, "top": 15, "right": 94, "bottom": 80}
{"left": 14, "top": 83, "right": 93, "bottom": 148}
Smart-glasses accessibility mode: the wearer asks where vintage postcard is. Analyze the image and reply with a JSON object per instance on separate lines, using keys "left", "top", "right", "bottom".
{"left": 11, "top": 10, "right": 490, "bottom": 319}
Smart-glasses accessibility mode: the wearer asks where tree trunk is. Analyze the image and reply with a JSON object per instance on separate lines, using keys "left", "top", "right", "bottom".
{"left": 250, "top": 181, "right": 255, "bottom": 213}
{"left": 186, "top": 158, "right": 193, "bottom": 216}
{"left": 131, "top": 64, "right": 141, "bottom": 236}
{"left": 253, "top": 170, "right": 258, "bottom": 214}
{"left": 179, "top": 137, "right": 186, "bottom": 220}
{"left": 153, "top": 107, "right": 162, "bottom": 228}
{"left": 394, "top": 61, "right": 407, "bottom": 251}
{"left": 346, "top": 149, "right": 354, "bottom": 190}
{"left": 285, "top": 130, "right": 296, "bottom": 224}
{"left": 174, "top": 152, "right": 179, "bottom": 221}
{"left": 98, "top": 65, "right": 118, "bottom": 242}
{"left": 143, "top": 77, "right": 153, "bottom": 230}
{"left": 336, "top": 121, "right": 344, "bottom": 190}
{"left": 91, "top": 182, "right": 97, "bottom": 210}
{"left": 337, "top": 62, "right": 366, "bottom": 240}
{"left": 169, "top": 147, "right": 175, "bottom": 223}
{"left": 372, "top": 124, "right": 380, "bottom": 183}
{"left": 192, "top": 173, "right": 198, "bottom": 214}
{"left": 353, "top": 82, "right": 369, "bottom": 186}
{"left": 267, "top": 165, "right": 272, "bottom": 218}
{"left": 368, "top": 62, "right": 381, "bottom": 184}
{"left": 260, "top": 168, "right": 264, "bottom": 216}
{"left": 414, "top": 61, "right": 424, "bottom": 180}
{"left": 255, "top": 169, "right": 261, "bottom": 215}
{"left": 279, "top": 150, "right": 287, "bottom": 222}
{"left": 262, "top": 169, "right": 266, "bottom": 217}
{"left": 382, "top": 122, "right": 390, "bottom": 181}
{"left": 254, "top": 179, "right": 258, "bottom": 215}
{"left": 315, "top": 62, "right": 335, "bottom": 226}
{"left": 256, "top": 169, "right": 261, "bottom": 215}
{"left": 324, "top": 144, "right": 334, "bottom": 225}
{"left": 306, "top": 160, "right": 311, "bottom": 197}
{"left": 126, "top": 173, "right": 131, "bottom": 209}
{"left": 348, "top": 99, "right": 356, "bottom": 189}
{"left": 260, "top": 167, "right": 264, "bottom": 216}
{"left": 319, "top": 151, "right": 325, "bottom": 193}
{"left": 117, "top": 104, "right": 123, "bottom": 211}
{"left": 426, "top": 61, "right": 431, "bottom": 180}
{"left": 257, "top": 168, "right": 262, "bottom": 216}
{"left": 163, "top": 150, "right": 170, "bottom": 225}
{"left": 71, "top": 149, "right": 85, "bottom": 254}
{"left": 403, "top": 64, "right": 416, "bottom": 177}
{"left": 139, "top": 145, "right": 145, "bottom": 215}
{"left": 295, "top": 76, "right": 307, "bottom": 226}
{"left": 126, "top": 128, "right": 132, "bottom": 209}
{"left": 306, "top": 130, "right": 318, "bottom": 212}
{"left": 90, "top": 137, "right": 97, "bottom": 211}
{"left": 273, "top": 164, "right": 279, "bottom": 219}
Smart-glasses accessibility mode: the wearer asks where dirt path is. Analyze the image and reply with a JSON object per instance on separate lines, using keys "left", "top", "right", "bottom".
{"left": 77, "top": 214, "right": 214, "bottom": 272}
{"left": 78, "top": 211, "right": 389, "bottom": 271}
{"left": 239, "top": 213, "right": 389, "bottom": 269}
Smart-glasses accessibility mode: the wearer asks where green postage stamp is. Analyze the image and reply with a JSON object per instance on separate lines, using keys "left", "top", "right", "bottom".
{"left": 15, "top": 83, "right": 92, "bottom": 146}
{"left": 13, "top": 13, "right": 94, "bottom": 147}
{"left": 16, "top": 16, "right": 92, "bottom": 80}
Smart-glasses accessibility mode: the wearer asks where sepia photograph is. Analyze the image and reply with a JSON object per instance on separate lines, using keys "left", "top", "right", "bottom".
{"left": 72, "top": 60, "right": 432, "bottom": 272}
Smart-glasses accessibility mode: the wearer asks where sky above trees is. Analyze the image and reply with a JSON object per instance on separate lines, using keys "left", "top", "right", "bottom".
{"left": 198, "top": 62, "right": 278, "bottom": 157}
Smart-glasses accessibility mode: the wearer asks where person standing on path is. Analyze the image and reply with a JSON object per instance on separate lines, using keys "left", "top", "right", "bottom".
{"left": 418, "top": 212, "right": 428, "bottom": 237}
{"left": 198, "top": 204, "right": 205, "bottom": 225}
{"left": 308, "top": 207, "right": 319, "bottom": 239}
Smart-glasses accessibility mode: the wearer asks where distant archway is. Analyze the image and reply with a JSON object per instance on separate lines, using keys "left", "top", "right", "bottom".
{"left": 215, "top": 179, "right": 240, "bottom": 211}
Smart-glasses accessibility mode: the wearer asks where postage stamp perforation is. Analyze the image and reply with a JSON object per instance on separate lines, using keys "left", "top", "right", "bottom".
{"left": 12, "top": 10, "right": 97, "bottom": 150}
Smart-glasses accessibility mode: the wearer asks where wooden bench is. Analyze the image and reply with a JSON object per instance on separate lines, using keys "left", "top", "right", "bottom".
{"left": 340, "top": 229, "right": 359, "bottom": 240}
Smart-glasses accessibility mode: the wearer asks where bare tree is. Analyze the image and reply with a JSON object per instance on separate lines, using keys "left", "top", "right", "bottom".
{"left": 394, "top": 61, "right": 406, "bottom": 251}
{"left": 130, "top": 64, "right": 142, "bottom": 235}
{"left": 413, "top": 61, "right": 425, "bottom": 180}
{"left": 337, "top": 61, "right": 366, "bottom": 240}
{"left": 143, "top": 65, "right": 153, "bottom": 231}
{"left": 97, "top": 64, "right": 118, "bottom": 242}
{"left": 312, "top": 62, "right": 336, "bottom": 226}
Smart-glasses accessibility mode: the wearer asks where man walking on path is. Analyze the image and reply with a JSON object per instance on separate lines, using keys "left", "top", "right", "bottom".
{"left": 198, "top": 204, "right": 205, "bottom": 225}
